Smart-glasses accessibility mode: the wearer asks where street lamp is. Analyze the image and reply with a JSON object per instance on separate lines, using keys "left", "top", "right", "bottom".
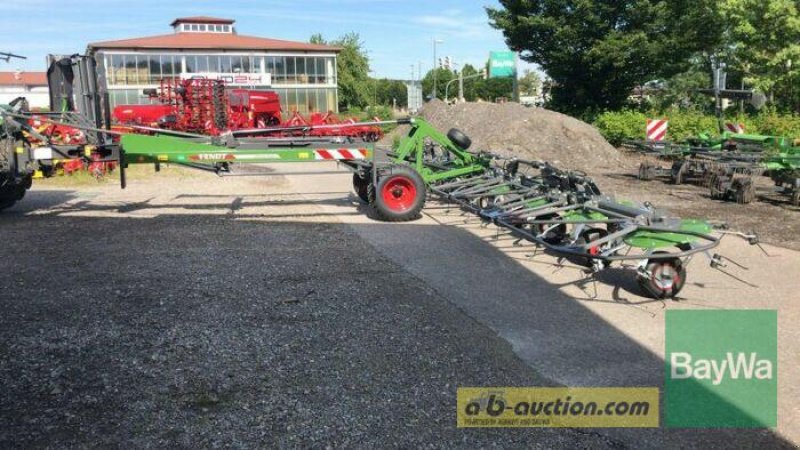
{"left": 432, "top": 38, "right": 443, "bottom": 99}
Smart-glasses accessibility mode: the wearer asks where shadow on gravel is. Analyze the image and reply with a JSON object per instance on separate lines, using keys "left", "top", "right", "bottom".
{"left": 0, "top": 196, "right": 793, "bottom": 448}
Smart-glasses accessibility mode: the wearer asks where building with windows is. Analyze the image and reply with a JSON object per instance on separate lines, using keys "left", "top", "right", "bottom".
{"left": 88, "top": 17, "right": 340, "bottom": 113}
{"left": 0, "top": 71, "right": 48, "bottom": 108}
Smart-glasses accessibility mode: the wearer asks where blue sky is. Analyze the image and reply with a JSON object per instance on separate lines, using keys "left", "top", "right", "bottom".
{"left": 1, "top": 0, "right": 537, "bottom": 79}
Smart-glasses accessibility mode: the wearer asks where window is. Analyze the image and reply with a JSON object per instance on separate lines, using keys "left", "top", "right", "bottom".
{"left": 220, "top": 55, "right": 232, "bottom": 73}
{"left": 148, "top": 55, "right": 161, "bottom": 83}
{"left": 196, "top": 55, "right": 210, "bottom": 73}
{"left": 294, "top": 89, "right": 304, "bottom": 113}
{"left": 285, "top": 57, "right": 296, "bottom": 83}
{"left": 232, "top": 55, "right": 244, "bottom": 73}
{"left": 109, "top": 54, "right": 124, "bottom": 85}
{"left": 191, "top": 24, "right": 199, "bottom": 31}
{"left": 161, "top": 55, "right": 176, "bottom": 78}
{"left": 223, "top": 25, "right": 230, "bottom": 32}
{"left": 185, "top": 55, "right": 195, "bottom": 73}
{"left": 272, "top": 57, "right": 285, "bottom": 84}
{"left": 199, "top": 24, "right": 206, "bottom": 31}
{"left": 296, "top": 57, "right": 307, "bottom": 83}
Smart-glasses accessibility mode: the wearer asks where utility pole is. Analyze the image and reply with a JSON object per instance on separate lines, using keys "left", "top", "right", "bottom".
{"left": 458, "top": 70, "right": 464, "bottom": 102}
{"left": 432, "top": 39, "right": 443, "bottom": 99}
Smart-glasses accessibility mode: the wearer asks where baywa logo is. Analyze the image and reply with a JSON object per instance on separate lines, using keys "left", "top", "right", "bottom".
{"left": 670, "top": 352, "right": 773, "bottom": 386}
{"left": 665, "top": 310, "right": 777, "bottom": 428}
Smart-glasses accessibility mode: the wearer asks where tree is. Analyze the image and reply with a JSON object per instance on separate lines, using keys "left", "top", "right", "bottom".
{"left": 720, "top": 0, "right": 800, "bottom": 111}
{"left": 310, "top": 32, "right": 371, "bottom": 110}
{"left": 518, "top": 69, "right": 542, "bottom": 97}
{"left": 375, "top": 79, "right": 408, "bottom": 108}
{"left": 487, "top": 0, "right": 723, "bottom": 116}
{"left": 421, "top": 68, "right": 456, "bottom": 100}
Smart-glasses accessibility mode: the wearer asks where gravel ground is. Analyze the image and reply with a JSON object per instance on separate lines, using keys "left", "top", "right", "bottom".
{"left": 1, "top": 181, "right": 611, "bottom": 447}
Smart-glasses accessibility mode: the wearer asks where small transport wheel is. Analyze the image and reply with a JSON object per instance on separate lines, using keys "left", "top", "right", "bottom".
{"left": 792, "top": 189, "right": 800, "bottom": 207}
{"left": 447, "top": 128, "right": 472, "bottom": 150}
{"left": 638, "top": 162, "right": 655, "bottom": 181}
{"left": 533, "top": 214, "right": 568, "bottom": 245}
{"left": 708, "top": 173, "right": 726, "bottom": 200}
{"left": 373, "top": 166, "right": 426, "bottom": 222}
{"left": 352, "top": 172, "right": 371, "bottom": 203}
{"left": 670, "top": 161, "right": 684, "bottom": 185}
{"left": 638, "top": 254, "right": 687, "bottom": 299}
{"left": 575, "top": 228, "right": 610, "bottom": 268}
{"left": 732, "top": 177, "right": 754, "bottom": 204}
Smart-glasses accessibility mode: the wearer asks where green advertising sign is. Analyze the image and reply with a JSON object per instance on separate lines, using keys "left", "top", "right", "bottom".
{"left": 489, "top": 51, "right": 516, "bottom": 78}
{"left": 665, "top": 310, "right": 777, "bottom": 428}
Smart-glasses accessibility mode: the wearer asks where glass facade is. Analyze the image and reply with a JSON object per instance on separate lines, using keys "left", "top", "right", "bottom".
{"left": 100, "top": 52, "right": 338, "bottom": 113}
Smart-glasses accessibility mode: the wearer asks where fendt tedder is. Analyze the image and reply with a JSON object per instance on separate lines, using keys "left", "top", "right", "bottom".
{"left": 629, "top": 134, "right": 800, "bottom": 206}
{"left": 1, "top": 55, "right": 758, "bottom": 299}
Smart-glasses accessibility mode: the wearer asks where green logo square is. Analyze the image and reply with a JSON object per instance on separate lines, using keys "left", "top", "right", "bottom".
{"left": 665, "top": 310, "right": 777, "bottom": 428}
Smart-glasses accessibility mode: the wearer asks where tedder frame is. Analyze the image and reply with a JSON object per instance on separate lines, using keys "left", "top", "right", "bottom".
{"left": 1, "top": 54, "right": 759, "bottom": 299}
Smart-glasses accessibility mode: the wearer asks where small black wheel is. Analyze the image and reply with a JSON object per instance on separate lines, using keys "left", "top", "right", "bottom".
{"left": 533, "top": 214, "right": 568, "bottom": 245}
{"left": 373, "top": 166, "right": 426, "bottom": 222}
{"left": 670, "top": 161, "right": 684, "bottom": 185}
{"left": 792, "top": 189, "right": 800, "bottom": 207}
{"left": 638, "top": 254, "right": 687, "bottom": 299}
{"left": 638, "top": 162, "right": 654, "bottom": 181}
{"left": 447, "top": 129, "right": 472, "bottom": 150}
{"left": 574, "top": 228, "right": 610, "bottom": 268}
{"left": 732, "top": 177, "right": 754, "bottom": 204}
{"left": 352, "top": 172, "right": 371, "bottom": 203}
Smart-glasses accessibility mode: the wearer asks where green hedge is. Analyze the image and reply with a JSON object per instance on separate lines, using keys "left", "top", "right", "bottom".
{"left": 594, "top": 109, "right": 800, "bottom": 145}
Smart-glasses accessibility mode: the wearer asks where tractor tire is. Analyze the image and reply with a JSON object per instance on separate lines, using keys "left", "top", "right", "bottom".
{"left": 638, "top": 254, "right": 686, "bottom": 299}
{"left": 447, "top": 128, "right": 472, "bottom": 150}
{"left": 732, "top": 177, "right": 754, "bottom": 204}
{"left": 638, "top": 162, "right": 655, "bottom": 181}
{"left": 352, "top": 172, "right": 372, "bottom": 203}
{"left": 0, "top": 197, "right": 16, "bottom": 211}
{"left": 670, "top": 161, "right": 685, "bottom": 185}
{"left": 373, "top": 166, "right": 426, "bottom": 222}
{"left": 0, "top": 180, "right": 26, "bottom": 212}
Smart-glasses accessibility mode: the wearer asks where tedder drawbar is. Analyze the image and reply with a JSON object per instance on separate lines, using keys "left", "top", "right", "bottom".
{"left": 0, "top": 55, "right": 759, "bottom": 299}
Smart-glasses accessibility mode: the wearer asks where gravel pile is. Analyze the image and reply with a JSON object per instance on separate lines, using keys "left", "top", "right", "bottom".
{"left": 386, "top": 100, "right": 625, "bottom": 171}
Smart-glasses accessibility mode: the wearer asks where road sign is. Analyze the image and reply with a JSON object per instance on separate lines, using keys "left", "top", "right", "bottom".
{"left": 406, "top": 81, "right": 423, "bottom": 113}
{"left": 646, "top": 119, "right": 668, "bottom": 142}
{"left": 489, "top": 51, "right": 516, "bottom": 78}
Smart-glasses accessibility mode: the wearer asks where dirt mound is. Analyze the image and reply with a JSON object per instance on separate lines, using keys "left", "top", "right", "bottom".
{"left": 417, "top": 100, "right": 624, "bottom": 171}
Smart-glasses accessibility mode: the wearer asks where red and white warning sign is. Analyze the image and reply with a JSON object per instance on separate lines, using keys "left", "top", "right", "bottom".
{"left": 314, "top": 148, "right": 370, "bottom": 161}
{"left": 725, "top": 122, "right": 746, "bottom": 134}
{"left": 646, "top": 119, "right": 668, "bottom": 142}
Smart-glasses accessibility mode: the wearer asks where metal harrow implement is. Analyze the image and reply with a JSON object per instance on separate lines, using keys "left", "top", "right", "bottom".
{"left": 383, "top": 119, "right": 758, "bottom": 299}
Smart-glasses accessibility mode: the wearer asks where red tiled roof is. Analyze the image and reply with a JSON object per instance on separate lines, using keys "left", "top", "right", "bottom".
{"left": 89, "top": 33, "right": 339, "bottom": 52}
{"left": 0, "top": 72, "right": 47, "bottom": 86}
{"left": 170, "top": 16, "right": 235, "bottom": 26}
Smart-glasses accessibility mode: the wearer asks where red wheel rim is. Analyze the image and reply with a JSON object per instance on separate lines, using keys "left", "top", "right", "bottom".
{"left": 381, "top": 176, "right": 417, "bottom": 212}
